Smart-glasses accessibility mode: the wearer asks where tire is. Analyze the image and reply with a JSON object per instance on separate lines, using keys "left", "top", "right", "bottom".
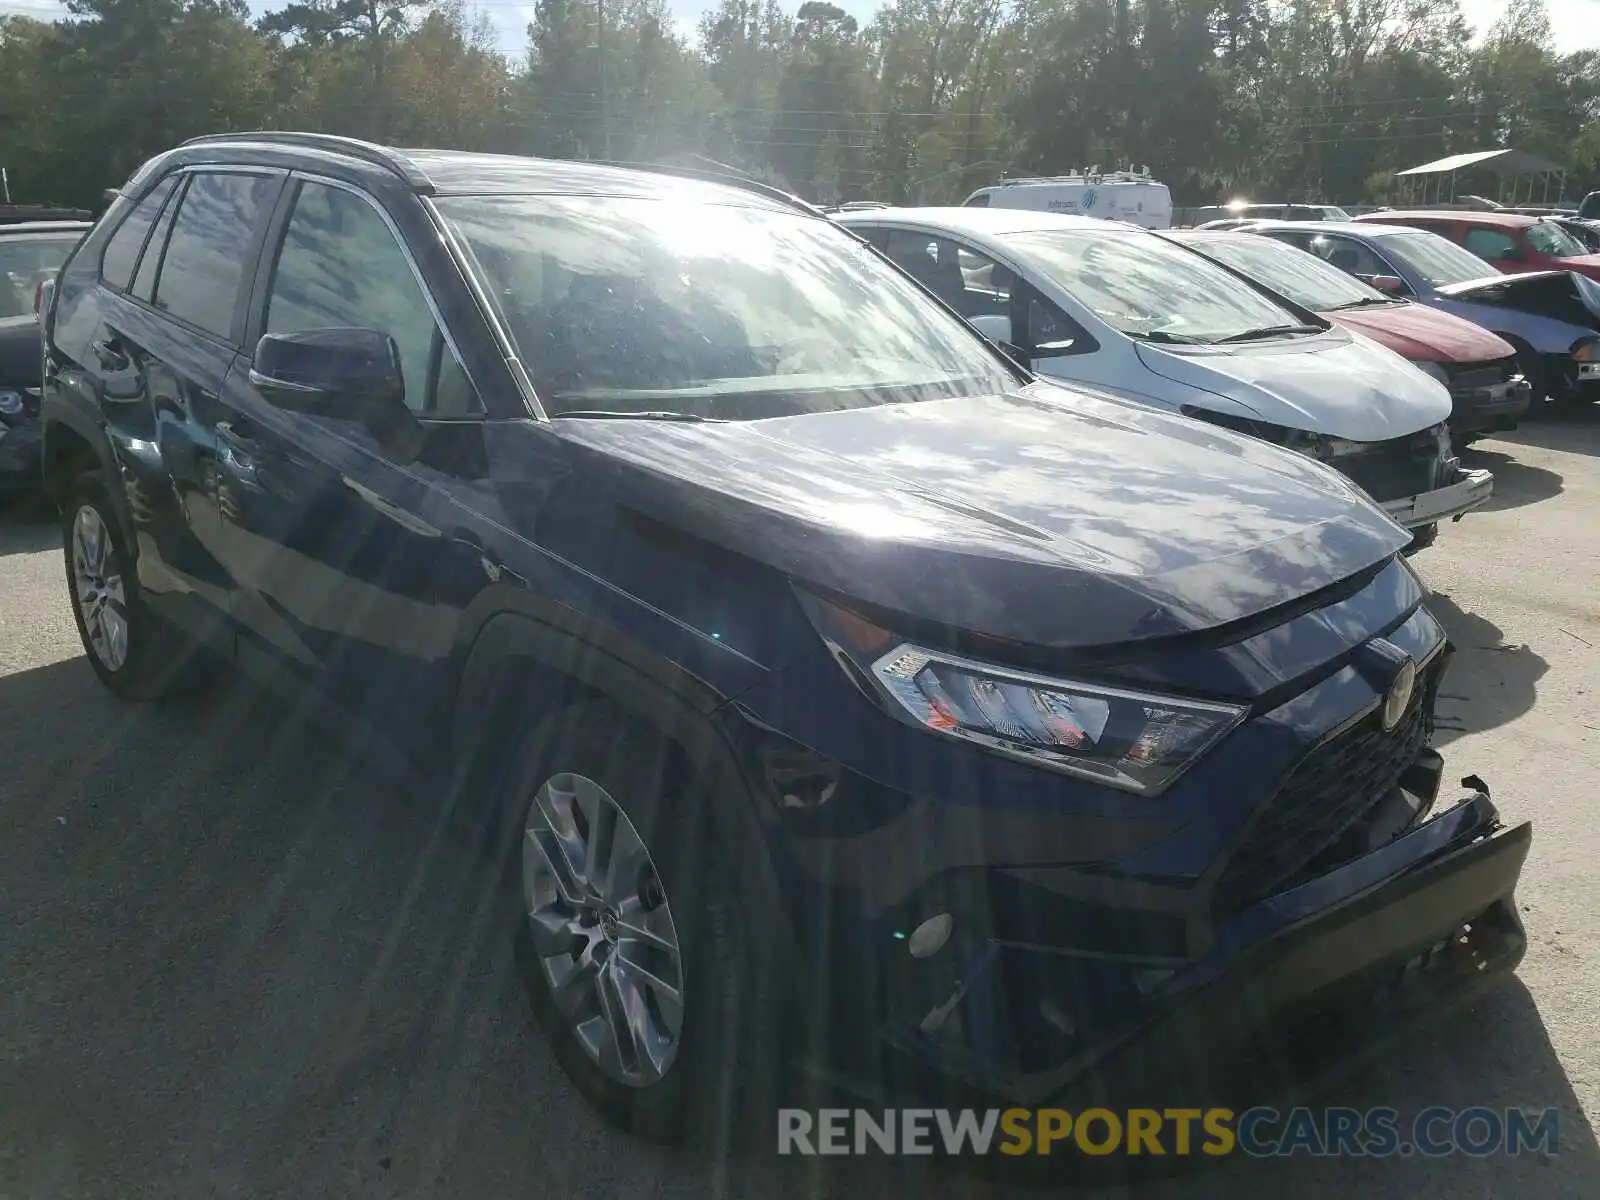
{"left": 61, "top": 470, "right": 215, "bottom": 700}
{"left": 487, "top": 698, "right": 785, "bottom": 1149}
{"left": 1401, "top": 522, "right": 1438, "bottom": 556}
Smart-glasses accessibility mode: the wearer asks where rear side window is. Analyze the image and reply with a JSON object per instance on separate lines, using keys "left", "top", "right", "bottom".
{"left": 131, "top": 182, "right": 182, "bottom": 302}
{"left": 153, "top": 171, "right": 278, "bottom": 340}
{"left": 99, "top": 176, "right": 178, "bottom": 291}
{"left": 1464, "top": 228, "right": 1519, "bottom": 261}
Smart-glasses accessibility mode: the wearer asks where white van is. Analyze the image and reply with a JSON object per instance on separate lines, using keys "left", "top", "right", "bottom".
{"left": 963, "top": 169, "right": 1173, "bottom": 230}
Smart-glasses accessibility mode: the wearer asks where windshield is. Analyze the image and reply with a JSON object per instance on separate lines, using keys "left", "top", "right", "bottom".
{"left": 1188, "top": 235, "right": 1386, "bottom": 311}
{"left": 0, "top": 234, "right": 77, "bottom": 319}
{"left": 1370, "top": 231, "right": 1496, "bottom": 288}
{"left": 1003, "top": 228, "right": 1306, "bottom": 342}
{"left": 1527, "top": 220, "right": 1587, "bottom": 258}
{"left": 435, "top": 195, "right": 1016, "bottom": 419}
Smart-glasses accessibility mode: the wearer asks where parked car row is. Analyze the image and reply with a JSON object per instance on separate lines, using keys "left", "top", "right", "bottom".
{"left": 0, "top": 219, "right": 90, "bottom": 496}
{"left": 27, "top": 133, "right": 1534, "bottom": 1148}
{"left": 1242, "top": 220, "right": 1600, "bottom": 408}
{"left": 1165, "top": 228, "right": 1530, "bottom": 444}
{"left": 837, "top": 206, "right": 1495, "bottom": 552}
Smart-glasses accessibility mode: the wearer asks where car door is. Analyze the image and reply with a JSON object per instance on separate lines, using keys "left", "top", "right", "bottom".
{"left": 90, "top": 167, "right": 284, "bottom": 655}
{"left": 206, "top": 174, "right": 488, "bottom": 731}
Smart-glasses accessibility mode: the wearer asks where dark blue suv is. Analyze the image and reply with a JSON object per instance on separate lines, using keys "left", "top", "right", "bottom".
{"left": 39, "top": 133, "right": 1529, "bottom": 1143}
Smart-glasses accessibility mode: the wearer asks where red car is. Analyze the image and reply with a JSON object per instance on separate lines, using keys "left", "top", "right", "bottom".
{"left": 1166, "top": 228, "right": 1531, "bottom": 442}
{"left": 1355, "top": 210, "right": 1600, "bottom": 283}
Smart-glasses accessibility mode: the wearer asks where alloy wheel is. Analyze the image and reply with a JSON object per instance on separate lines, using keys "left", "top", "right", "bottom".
{"left": 71, "top": 504, "right": 129, "bottom": 673}
{"left": 523, "top": 771, "right": 686, "bottom": 1087}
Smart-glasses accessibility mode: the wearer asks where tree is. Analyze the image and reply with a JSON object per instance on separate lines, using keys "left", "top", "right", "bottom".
{"left": 259, "top": 0, "right": 435, "bottom": 139}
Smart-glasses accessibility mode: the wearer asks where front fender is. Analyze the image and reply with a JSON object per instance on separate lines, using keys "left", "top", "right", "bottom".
{"left": 447, "top": 609, "right": 799, "bottom": 969}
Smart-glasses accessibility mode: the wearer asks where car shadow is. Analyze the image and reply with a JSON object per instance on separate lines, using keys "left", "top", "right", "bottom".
{"left": 1498, "top": 406, "right": 1600, "bottom": 458}
{"left": 1458, "top": 445, "right": 1564, "bottom": 512}
{"left": 1, "top": 652, "right": 1592, "bottom": 1199}
{"left": 1425, "top": 592, "right": 1548, "bottom": 747}
{"left": 0, "top": 500, "right": 57, "bottom": 557}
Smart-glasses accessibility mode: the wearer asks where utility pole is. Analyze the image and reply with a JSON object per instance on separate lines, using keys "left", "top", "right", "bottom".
{"left": 1, "top": 168, "right": 10, "bottom": 204}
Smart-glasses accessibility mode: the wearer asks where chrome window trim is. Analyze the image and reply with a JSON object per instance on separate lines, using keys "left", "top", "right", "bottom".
{"left": 421, "top": 193, "right": 547, "bottom": 420}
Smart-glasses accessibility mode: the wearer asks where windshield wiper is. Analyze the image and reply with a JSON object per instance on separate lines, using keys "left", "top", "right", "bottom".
{"left": 1128, "top": 329, "right": 1204, "bottom": 344}
{"left": 1214, "top": 323, "right": 1324, "bottom": 343}
{"left": 551, "top": 409, "right": 722, "bottom": 422}
{"left": 1328, "top": 296, "right": 1397, "bottom": 311}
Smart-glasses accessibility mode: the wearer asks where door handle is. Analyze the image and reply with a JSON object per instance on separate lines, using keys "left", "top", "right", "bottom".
{"left": 91, "top": 337, "right": 130, "bottom": 372}
{"left": 214, "top": 420, "right": 261, "bottom": 483}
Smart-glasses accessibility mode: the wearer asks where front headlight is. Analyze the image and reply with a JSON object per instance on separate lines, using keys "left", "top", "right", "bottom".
{"left": 1571, "top": 337, "right": 1600, "bottom": 362}
{"left": 0, "top": 390, "right": 22, "bottom": 416}
{"left": 1414, "top": 360, "right": 1450, "bottom": 386}
{"left": 803, "top": 594, "right": 1246, "bottom": 795}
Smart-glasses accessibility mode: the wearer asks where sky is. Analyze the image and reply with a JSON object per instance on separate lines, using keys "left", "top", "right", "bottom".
{"left": 0, "top": 0, "right": 1596, "bottom": 65}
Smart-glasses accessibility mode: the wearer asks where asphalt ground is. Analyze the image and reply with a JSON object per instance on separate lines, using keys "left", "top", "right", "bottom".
{"left": 1, "top": 412, "right": 1597, "bottom": 1198}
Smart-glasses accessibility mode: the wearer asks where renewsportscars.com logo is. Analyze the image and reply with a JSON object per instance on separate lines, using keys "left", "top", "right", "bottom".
{"left": 778, "top": 1106, "right": 1561, "bottom": 1158}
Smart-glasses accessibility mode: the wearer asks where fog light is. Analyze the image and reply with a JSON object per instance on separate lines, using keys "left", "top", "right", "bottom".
{"left": 907, "top": 913, "right": 953, "bottom": 959}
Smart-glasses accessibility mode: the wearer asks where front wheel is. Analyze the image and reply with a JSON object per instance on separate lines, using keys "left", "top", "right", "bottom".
{"left": 492, "top": 699, "right": 785, "bottom": 1147}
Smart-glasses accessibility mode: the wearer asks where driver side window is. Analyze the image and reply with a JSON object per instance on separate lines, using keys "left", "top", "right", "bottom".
{"left": 264, "top": 181, "right": 482, "bottom": 416}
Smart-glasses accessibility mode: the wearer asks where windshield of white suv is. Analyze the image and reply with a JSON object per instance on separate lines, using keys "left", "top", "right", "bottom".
{"left": 1003, "top": 227, "right": 1309, "bottom": 343}
{"left": 436, "top": 195, "right": 1018, "bottom": 419}
{"left": 1370, "top": 231, "right": 1497, "bottom": 288}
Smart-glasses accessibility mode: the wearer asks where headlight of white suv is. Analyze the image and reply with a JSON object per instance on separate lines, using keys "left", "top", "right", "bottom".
{"left": 802, "top": 592, "right": 1247, "bottom": 795}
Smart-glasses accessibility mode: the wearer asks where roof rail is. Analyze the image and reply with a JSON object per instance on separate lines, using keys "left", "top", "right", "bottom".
{"left": 179, "top": 131, "right": 433, "bottom": 191}
{"left": 598, "top": 156, "right": 829, "bottom": 219}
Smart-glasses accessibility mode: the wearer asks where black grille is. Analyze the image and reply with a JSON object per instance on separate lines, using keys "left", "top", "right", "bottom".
{"left": 1212, "top": 664, "right": 1439, "bottom": 914}
{"left": 1446, "top": 356, "right": 1516, "bottom": 393}
{"left": 1325, "top": 430, "right": 1442, "bottom": 503}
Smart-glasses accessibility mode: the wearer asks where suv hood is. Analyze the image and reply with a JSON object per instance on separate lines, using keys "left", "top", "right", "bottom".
{"left": 551, "top": 384, "right": 1409, "bottom": 650}
{"left": 1326, "top": 302, "right": 1514, "bottom": 364}
{"left": 1134, "top": 326, "right": 1452, "bottom": 442}
{"left": 1557, "top": 254, "right": 1600, "bottom": 281}
{"left": 1437, "top": 270, "right": 1600, "bottom": 326}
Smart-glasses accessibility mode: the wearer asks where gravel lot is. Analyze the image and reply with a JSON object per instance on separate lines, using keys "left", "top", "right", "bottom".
{"left": 1, "top": 414, "right": 1597, "bottom": 1199}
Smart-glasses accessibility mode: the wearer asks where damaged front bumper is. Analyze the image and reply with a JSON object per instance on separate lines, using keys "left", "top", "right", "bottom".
{"left": 1381, "top": 463, "right": 1494, "bottom": 530}
{"left": 865, "top": 773, "right": 1529, "bottom": 1111}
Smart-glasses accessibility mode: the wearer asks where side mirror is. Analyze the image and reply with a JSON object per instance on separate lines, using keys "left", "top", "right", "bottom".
{"left": 1367, "top": 274, "right": 1409, "bottom": 296}
{"left": 968, "top": 313, "right": 1031, "bottom": 368}
{"left": 251, "top": 327, "right": 419, "bottom": 451}
{"left": 969, "top": 313, "right": 1014, "bottom": 345}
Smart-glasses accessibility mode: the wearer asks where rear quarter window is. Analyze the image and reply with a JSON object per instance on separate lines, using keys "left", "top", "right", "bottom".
{"left": 98, "top": 176, "right": 178, "bottom": 291}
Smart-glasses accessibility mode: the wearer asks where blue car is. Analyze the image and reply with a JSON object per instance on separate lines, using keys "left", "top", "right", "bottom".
{"left": 38, "top": 134, "right": 1529, "bottom": 1142}
{"left": 1248, "top": 219, "right": 1600, "bottom": 407}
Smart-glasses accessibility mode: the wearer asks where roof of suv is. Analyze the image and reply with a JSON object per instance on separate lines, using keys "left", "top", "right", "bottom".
{"left": 836, "top": 206, "right": 1137, "bottom": 238}
{"left": 1353, "top": 210, "right": 1545, "bottom": 229}
{"left": 1240, "top": 219, "right": 1426, "bottom": 239}
{"left": 170, "top": 133, "right": 807, "bottom": 214}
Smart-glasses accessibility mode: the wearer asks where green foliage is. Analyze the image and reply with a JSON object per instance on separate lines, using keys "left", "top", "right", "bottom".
{"left": 2, "top": 0, "right": 1598, "bottom": 209}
